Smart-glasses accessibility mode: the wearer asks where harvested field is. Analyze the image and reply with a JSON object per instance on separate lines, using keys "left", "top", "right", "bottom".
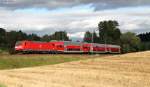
{"left": 0, "top": 52, "right": 150, "bottom": 87}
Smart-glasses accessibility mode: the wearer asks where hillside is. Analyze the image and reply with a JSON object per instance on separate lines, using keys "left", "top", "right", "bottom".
{"left": 0, "top": 52, "right": 150, "bottom": 87}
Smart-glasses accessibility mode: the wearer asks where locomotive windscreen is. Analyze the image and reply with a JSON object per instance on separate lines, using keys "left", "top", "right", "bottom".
{"left": 15, "top": 41, "right": 22, "bottom": 46}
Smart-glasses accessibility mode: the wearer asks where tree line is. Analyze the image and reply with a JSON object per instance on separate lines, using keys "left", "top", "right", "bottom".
{"left": 0, "top": 20, "right": 150, "bottom": 54}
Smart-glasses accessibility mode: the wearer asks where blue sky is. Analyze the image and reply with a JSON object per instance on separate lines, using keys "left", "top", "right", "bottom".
{"left": 0, "top": 0, "right": 150, "bottom": 39}
{"left": 14, "top": 4, "right": 95, "bottom": 14}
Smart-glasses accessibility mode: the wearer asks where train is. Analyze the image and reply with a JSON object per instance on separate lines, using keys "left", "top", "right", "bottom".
{"left": 15, "top": 40, "right": 121, "bottom": 54}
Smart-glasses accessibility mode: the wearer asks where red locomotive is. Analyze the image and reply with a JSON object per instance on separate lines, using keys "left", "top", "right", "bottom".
{"left": 15, "top": 40, "right": 121, "bottom": 54}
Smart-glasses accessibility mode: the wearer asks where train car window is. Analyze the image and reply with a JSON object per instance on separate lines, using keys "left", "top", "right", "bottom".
{"left": 67, "top": 48, "right": 80, "bottom": 51}
{"left": 60, "top": 45, "right": 63, "bottom": 48}
{"left": 96, "top": 46, "right": 99, "bottom": 48}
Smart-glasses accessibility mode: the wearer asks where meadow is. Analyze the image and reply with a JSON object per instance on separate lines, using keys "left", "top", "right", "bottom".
{"left": 0, "top": 54, "right": 89, "bottom": 70}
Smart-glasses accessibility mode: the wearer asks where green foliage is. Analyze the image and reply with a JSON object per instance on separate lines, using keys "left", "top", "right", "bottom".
{"left": 138, "top": 32, "right": 150, "bottom": 51}
{"left": 27, "top": 33, "right": 41, "bottom": 41}
{"left": 0, "top": 28, "right": 7, "bottom": 47}
{"left": 83, "top": 20, "right": 121, "bottom": 44}
{"left": 139, "top": 42, "right": 150, "bottom": 51}
{"left": 41, "top": 31, "right": 70, "bottom": 42}
{"left": 98, "top": 20, "right": 121, "bottom": 44}
{"left": 138, "top": 32, "right": 150, "bottom": 42}
{"left": 83, "top": 31, "right": 92, "bottom": 43}
{"left": 0, "top": 55, "right": 85, "bottom": 70}
{"left": 83, "top": 31, "right": 99, "bottom": 43}
{"left": 92, "top": 31, "right": 99, "bottom": 43}
{"left": 120, "top": 32, "right": 141, "bottom": 53}
{"left": 50, "top": 31, "right": 70, "bottom": 41}
{"left": 41, "top": 34, "right": 51, "bottom": 42}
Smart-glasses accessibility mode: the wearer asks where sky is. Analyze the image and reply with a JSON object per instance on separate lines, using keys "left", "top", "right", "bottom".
{"left": 0, "top": 0, "right": 150, "bottom": 40}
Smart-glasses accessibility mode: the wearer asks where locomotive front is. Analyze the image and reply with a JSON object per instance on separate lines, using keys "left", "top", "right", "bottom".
{"left": 15, "top": 41, "right": 24, "bottom": 51}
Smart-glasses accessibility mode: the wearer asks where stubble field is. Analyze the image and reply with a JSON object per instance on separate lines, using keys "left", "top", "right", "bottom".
{"left": 0, "top": 52, "right": 150, "bottom": 87}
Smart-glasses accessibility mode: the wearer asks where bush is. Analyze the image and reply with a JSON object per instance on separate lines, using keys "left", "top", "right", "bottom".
{"left": 120, "top": 32, "right": 141, "bottom": 53}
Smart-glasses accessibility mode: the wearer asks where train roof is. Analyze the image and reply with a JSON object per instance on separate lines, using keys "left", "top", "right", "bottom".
{"left": 16, "top": 40, "right": 120, "bottom": 47}
{"left": 49, "top": 41, "right": 81, "bottom": 46}
{"left": 83, "top": 43, "right": 120, "bottom": 47}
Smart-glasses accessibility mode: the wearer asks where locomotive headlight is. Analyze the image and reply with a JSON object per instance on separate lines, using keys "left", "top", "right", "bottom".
{"left": 15, "top": 46, "right": 22, "bottom": 49}
{"left": 15, "top": 46, "right": 18, "bottom": 49}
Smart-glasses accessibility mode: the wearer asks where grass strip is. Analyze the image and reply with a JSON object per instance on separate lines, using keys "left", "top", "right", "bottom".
{"left": 0, "top": 54, "right": 86, "bottom": 70}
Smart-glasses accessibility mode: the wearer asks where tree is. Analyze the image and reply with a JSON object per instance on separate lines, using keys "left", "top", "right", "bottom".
{"left": 27, "top": 33, "right": 41, "bottom": 41}
{"left": 5, "top": 31, "right": 19, "bottom": 53}
{"left": 6, "top": 31, "right": 18, "bottom": 48}
{"left": 98, "top": 20, "right": 121, "bottom": 44}
{"left": 92, "top": 31, "right": 99, "bottom": 43}
{"left": 50, "top": 31, "right": 69, "bottom": 41}
{"left": 83, "top": 31, "right": 92, "bottom": 43}
{"left": 138, "top": 32, "right": 150, "bottom": 42}
{"left": 17, "top": 30, "right": 28, "bottom": 41}
{"left": 0, "top": 28, "right": 6, "bottom": 47}
{"left": 120, "top": 32, "right": 141, "bottom": 53}
{"left": 138, "top": 32, "right": 150, "bottom": 51}
{"left": 41, "top": 34, "right": 51, "bottom": 42}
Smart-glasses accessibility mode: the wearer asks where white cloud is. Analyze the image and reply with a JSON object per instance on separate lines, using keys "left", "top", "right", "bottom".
{"left": 68, "top": 32, "right": 85, "bottom": 38}
{"left": 0, "top": 0, "right": 150, "bottom": 10}
{"left": 0, "top": 6, "right": 150, "bottom": 39}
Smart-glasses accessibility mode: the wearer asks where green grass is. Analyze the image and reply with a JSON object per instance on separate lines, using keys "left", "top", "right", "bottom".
{"left": 0, "top": 48, "right": 8, "bottom": 54}
{"left": 0, "top": 84, "right": 6, "bottom": 87}
{"left": 0, "top": 54, "right": 86, "bottom": 70}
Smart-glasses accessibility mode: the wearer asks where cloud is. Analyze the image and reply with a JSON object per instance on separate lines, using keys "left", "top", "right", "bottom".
{"left": 0, "top": 3, "right": 150, "bottom": 39}
{"left": 68, "top": 32, "right": 85, "bottom": 38}
{"left": 0, "top": 0, "right": 150, "bottom": 10}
